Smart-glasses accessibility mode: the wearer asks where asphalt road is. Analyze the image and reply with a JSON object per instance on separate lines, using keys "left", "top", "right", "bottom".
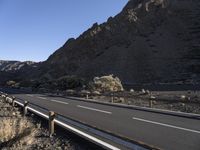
{"left": 2, "top": 89, "right": 200, "bottom": 150}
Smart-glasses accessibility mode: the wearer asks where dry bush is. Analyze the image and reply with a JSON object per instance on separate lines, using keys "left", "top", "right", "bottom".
{"left": 0, "top": 118, "right": 36, "bottom": 145}
{"left": 91, "top": 74, "right": 124, "bottom": 93}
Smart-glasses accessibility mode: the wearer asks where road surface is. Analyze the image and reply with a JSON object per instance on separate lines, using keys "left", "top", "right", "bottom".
{"left": 1, "top": 88, "right": 200, "bottom": 150}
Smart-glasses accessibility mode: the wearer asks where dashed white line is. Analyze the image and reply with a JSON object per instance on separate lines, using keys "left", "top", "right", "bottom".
{"left": 77, "top": 105, "right": 112, "bottom": 114}
{"left": 132, "top": 117, "right": 200, "bottom": 134}
{"left": 51, "top": 99, "right": 69, "bottom": 105}
{"left": 26, "top": 94, "right": 34, "bottom": 97}
{"left": 38, "top": 97, "right": 47, "bottom": 100}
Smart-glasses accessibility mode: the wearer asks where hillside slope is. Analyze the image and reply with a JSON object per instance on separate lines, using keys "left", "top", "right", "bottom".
{"left": 25, "top": 0, "right": 200, "bottom": 84}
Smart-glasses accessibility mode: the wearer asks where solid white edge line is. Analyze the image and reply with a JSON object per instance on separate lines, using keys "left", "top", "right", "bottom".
{"left": 54, "top": 119, "right": 120, "bottom": 150}
{"left": 132, "top": 117, "right": 200, "bottom": 134}
{"left": 51, "top": 99, "right": 69, "bottom": 105}
{"left": 77, "top": 105, "right": 112, "bottom": 114}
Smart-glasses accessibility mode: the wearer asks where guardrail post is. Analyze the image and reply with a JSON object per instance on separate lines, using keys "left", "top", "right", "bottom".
{"left": 149, "top": 99, "right": 153, "bottom": 108}
{"left": 12, "top": 97, "right": 16, "bottom": 107}
{"left": 111, "top": 93, "right": 114, "bottom": 103}
{"left": 86, "top": 93, "right": 89, "bottom": 99}
{"left": 149, "top": 96, "right": 156, "bottom": 108}
{"left": 49, "top": 111, "right": 55, "bottom": 137}
{"left": 23, "top": 101, "right": 29, "bottom": 116}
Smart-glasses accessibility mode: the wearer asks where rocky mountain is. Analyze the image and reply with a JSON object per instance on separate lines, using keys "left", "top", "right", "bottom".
{"left": 2, "top": 0, "right": 200, "bottom": 85}
{"left": 0, "top": 60, "right": 37, "bottom": 72}
{"left": 41, "top": 0, "right": 200, "bottom": 84}
{"left": 0, "top": 60, "right": 39, "bottom": 84}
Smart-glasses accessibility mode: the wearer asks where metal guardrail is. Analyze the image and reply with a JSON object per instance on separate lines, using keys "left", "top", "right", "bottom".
{"left": 0, "top": 92, "right": 159, "bottom": 150}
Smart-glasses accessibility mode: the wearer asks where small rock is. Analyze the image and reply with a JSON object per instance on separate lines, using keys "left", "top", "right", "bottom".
{"left": 80, "top": 90, "right": 90, "bottom": 94}
{"left": 180, "top": 103, "right": 185, "bottom": 107}
{"left": 141, "top": 89, "right": 145, "bottom": 94}
{"left": 66, "top": 89, "right": 75, "bottom": 94}
{"left": 150, "top": 96, "right": 156, "bottom": 99}
{"left": 180, "top": 95, "right": 186, "bottom": 100}
{"left": 146, "top": 90, "right": 150, "bottom": 94}
{"left": 92, "top": 90, "right": 101, "bottom": 95}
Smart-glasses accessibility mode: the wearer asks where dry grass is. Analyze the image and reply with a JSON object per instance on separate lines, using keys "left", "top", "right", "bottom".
{"left": 0, "top": 116, "right": 38, "bottom": 149}
{"left": 0, "top": 118, "right": 35, "bottom": 142}
{"left": 0, "top": 97, "right": 93, "bottom": 150}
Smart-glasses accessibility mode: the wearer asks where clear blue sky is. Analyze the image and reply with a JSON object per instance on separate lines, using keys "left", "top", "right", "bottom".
{"left": 0, "top": 0, "right": 128, "bottom": 62}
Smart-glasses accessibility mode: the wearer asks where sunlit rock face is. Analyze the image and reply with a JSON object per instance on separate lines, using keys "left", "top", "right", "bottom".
{"left": 26, "top": 0, "right": 200, "bottom": 84}
{"left": 0, "top": 60, "right": 37, "bottom": 72}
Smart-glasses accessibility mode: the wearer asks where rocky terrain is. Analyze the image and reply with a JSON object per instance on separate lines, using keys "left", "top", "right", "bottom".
{"left": 1, "top": 0, "right": 200, "bottom": 87}
{"left": 40, "top": 0, "right": 200, "bottom": 84}
{"left": 0, "top": 60, "right": 37, "bottom": 72}
{"left": 0, "top": 60, "right": 40, "bottom": 85}
{"left": 0, "top": 96, "right": 98, "bottom": 150}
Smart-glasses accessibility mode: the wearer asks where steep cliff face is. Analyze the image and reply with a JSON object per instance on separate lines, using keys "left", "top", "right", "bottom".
{"left": 43, "top": 0, "right": 200, "bottom": 84}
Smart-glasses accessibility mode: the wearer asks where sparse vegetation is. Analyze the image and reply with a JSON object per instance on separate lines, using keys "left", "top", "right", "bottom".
{"left": 0, "top": 97, "right": 95, "bottom": 150}
{"left": 90, "top": 74, "right": 124, "bottom": 93}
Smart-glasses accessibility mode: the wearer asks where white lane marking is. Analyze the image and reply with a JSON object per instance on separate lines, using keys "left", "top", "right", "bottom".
{"left": 51, "top": 99, "right": 69, "bottom": 105}
{"left": 38, "top": 97, "right": 47, "bottom": 100}
{"left": 132, "top": 117, "right": 200, "bottom": 134}
{"left": 77, "top": 105, "right": 112, "bottom": 114}
{"left": 26, "top": 94, "right": 34, "bottom": 97}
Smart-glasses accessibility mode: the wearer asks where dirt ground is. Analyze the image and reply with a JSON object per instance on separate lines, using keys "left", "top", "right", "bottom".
{"left": 86, "top": 90, "right": 200, "bottom": 114}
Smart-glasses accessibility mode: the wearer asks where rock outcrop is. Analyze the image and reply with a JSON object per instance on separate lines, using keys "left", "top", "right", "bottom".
{"left": 41, "top": 0, "right": 200, "bottom": 84}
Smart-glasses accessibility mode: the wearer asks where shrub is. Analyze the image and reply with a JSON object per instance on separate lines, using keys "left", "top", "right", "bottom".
{"left": 91, "top": 74, "right": 124, "bottom": 92}
{"left": 6, "top": 80, "right": 16, "bottom": 87}
{"left": 56, "top": 76, "right": 85, "bottom": 90}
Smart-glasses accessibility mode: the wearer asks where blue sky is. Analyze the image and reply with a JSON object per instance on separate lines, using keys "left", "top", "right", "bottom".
{"left": 0, "top": 0, "right": 128, "bottom": 62}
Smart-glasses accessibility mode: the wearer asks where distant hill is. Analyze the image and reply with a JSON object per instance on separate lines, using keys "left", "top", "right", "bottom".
{"left": 0, "top": 60, "right": 37, "bottom": 72}
{"left": 40, "top": 0, "right": 200, "bottom": 84}
{"left": 0, "top": 60, "right": 39, "bottom": 85}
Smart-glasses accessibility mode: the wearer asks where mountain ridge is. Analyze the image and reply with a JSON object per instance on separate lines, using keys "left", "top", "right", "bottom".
{"left": 42, "top": 0, "right": 200, "bottom": 84}
{"left": 1, "top": 0, "right": 200, "bottom": 85}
